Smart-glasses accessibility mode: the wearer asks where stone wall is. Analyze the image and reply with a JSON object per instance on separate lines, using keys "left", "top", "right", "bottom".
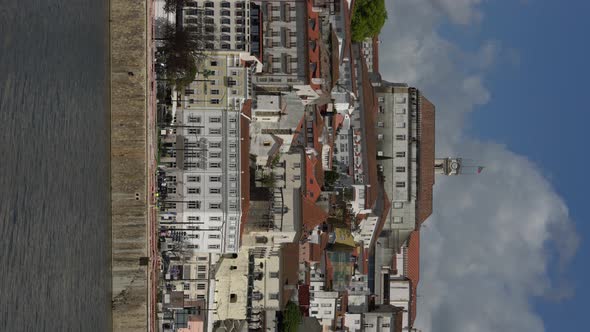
{"left": 110, "top": 0, "right": 149, "bottom": 330}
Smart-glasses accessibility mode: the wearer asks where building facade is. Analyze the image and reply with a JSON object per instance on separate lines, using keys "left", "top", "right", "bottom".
{"left": 183, "top": 0, "right": 251, "bottom": 53}
{"left": 160, "top": 52, "right": 251, "bottom": 253}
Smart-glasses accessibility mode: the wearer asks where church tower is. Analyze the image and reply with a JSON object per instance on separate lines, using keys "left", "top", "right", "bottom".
{"left": 435, "top": 158, "right": 484, "bottom": 175}
{"left": 434, "top": 157, "right": 462, "bottom": 176}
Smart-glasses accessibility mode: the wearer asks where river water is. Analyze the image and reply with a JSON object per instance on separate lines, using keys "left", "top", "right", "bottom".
{"left": 0, "top": 1, "right": 111, "bottom": 331}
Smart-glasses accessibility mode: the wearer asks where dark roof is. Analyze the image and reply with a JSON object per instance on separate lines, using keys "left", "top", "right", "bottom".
{"left": 239, "top": 100, "right": 252, "bottom": 240}
{"left": 415, "top": 96, "right": 435, "bottom": 227}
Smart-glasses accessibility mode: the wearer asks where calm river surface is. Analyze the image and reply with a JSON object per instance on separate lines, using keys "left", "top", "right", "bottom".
{"left": 0, "top": 0, "right": 111, "bottom": 331}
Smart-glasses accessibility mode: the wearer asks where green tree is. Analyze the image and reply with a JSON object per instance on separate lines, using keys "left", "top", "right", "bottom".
{"left": 282, "top": 301, "right": 302, "bottom": 332}
{"left": 351, "top": 0, "right": 387, "bottom": 42}
{"left": 157, "top": 22, "right": 211, "bottom": 88}
{"left": 324, "top": 170, "right": 340, "bottom": 188}
{"left": 163, "top": 0, "right": 185, "bottom": 13}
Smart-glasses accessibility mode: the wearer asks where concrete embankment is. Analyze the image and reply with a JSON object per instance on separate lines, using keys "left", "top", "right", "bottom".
{"left": 110, "top": 0, "right": 149, "bottom": 330}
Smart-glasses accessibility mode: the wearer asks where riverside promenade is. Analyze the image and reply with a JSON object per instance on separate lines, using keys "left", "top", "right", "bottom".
{"left": 110, "top": 0, "right": 154, "bottom": 330}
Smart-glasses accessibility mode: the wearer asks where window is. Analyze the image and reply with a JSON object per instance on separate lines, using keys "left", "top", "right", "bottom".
{"left": 393, "top": 202, "right": 403, "bottom": 209}
{"left": 378, "top": 97, "right": 385, "bottom": 103}
{"left": 395, "top": 182, "right": 406, "bottom": 188}
{"left": 220, "top": 17, "right": 230, "bottom": 24}
{"left": 209, "top": 188, "right": 221, "bottom": 194}
{"left": 210, "top": 216, "right": 221, "bottom": 222}
{"left": 221, "top": 26, "right": 230, "bottom": 33}
{"left": 188, "top": 115, "right": 201, "bottom": 123}
{"left": 210, "top": 151, "right": 221, "bottom": 158}
{"left": 393, "top": 216, "right": 403, "bottom": 223}
{"left": 396, "top": 122, "right": 406, "bottom": 128}
{"left": 221, "top": 1, "right": 230, "bottom": 8}
{"left": 221, "top": 9, "right": 230, "bottom": 16}
{"left": 395, "top": 97, "right": 406, "bottom": 103}
{"left": 321, "top": 303, "right": 332, "bottom": 307}
{"left": 377, "top": 134, "right": 384, "bottom": 140}
{"left": 187, "top": 187, "right": 200, "bottom": 194}
{"left": 188, "top": 128, "right": 201, "bottom": 135}
{"left": 210, "top": 99, "right": 220, "bottom": 105}
{"left": 210, "top": 176, "right": 221, "bottom": 182}
{"left": 221, "top": 34, "right": 231, "bottom": 41}
{"left": 221, "top": 43, "right": 231, "bottom": 50}
{"left": 269, "top": 293, "right": 279, "bottom": 300}
{"left": 396, "top": 135, "right": 406, "bottom": 141}
{"left": 183, "top": 283, "right": 190, "bottom": 290}
{"left": 187, "top": 216, "right": 200, "bottom": 221}
{"left": 209, "top": 128, "right": 221, "bottom": 135}
{"left": 197, "top": 283, "right": 206, "bottom": 290}
{"left": 396, "top": 167, "right": 406, "bottom": 173}
{"left": 188, "top": 201, "right": 201, "bottom": 209}
{"left": 208, "top": 234, "right": 221, "bottom": 239}
{"left": 209, "top": 116, "right": 221, "bottom": 123}
{"left": 208, "top": 244, "right": 220, "bottom": 250}
{"left": 209, "top": 162, "right": 221, "bottom": 168}
{"left": 396, "top": 151, "right": 406, "bottom": 158}
{"left": 377, "top": 121, "right": 384, "bottom": 128}
{"left": 210, "top": 60, "right": 218, "bottom": 67}
{"left": 209, "top": 203, "right": 221, "bottom": 209}
{"left": 204, "top": 1, "right": 214, "bottom": 8}
{"left": 187, "top": 175, "right": 200, "bottom": 182}
{"left": 396, "top": 108, "right": 406, "bottom": 114}
{"left": 197, "top": 294, "right": 205, "bottom": 299}
{"left": 185, "top": 89, "right": 194, "bottom": 94}
{"left": 270, "top": 272, "right": 279, "bottom": 278}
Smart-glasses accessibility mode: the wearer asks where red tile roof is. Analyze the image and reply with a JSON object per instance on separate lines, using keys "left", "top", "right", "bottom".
{"left": 302, "top": 196, "right": 329, "bottom": 231}
{"left": 371, "top": 35, "right": 379, "bottom": 74}
{"left": 282, "top": 243, "right": 301, "bottom": 306}
{"left": 406, "top": 231, "right": 420, "bottom": 327}
{"left": 369, "top": 191, "right": 391, "bottom": 249}
{"left": 415, "top": 96, "right": 435, "bottom": 228}
{"left": 239, "top": 100, "right": 252, "bottom": 240}
{"left": 298, "top": 285, "right": 311, "bottom": 316}
{"left": 305, "top": 154, "right": 322, "bottom": 202}
{"left": 358, "top": 50, "right": 379, "bottom": 209}
{"left": 307, "top": 0, "right": 321, "bottom": 90}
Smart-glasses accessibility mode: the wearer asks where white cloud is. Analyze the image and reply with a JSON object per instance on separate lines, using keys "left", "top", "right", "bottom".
{"left": 378, "top": 1, "right": 579, "bottom": 331}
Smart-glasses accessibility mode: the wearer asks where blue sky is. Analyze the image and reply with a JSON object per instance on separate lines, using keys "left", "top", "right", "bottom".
{"left": 468, "top": 1, "right": 589, "bottom": 330}
{"left": 380, "top": 0, "right": 587, "bottom": 330}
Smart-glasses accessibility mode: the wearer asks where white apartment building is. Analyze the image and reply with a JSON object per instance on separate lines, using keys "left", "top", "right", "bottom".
{"left": 160, "top": 52, "right": 251, "bottom": 254}
{"left": 344, "top": 313, "right": 363, "bottom": 332}
{"left": 183, "top": 0, "right": 251, "bottom": 52}
{"left": 309, "top": 291, "right": 338, "bottom": 328}
{"left": 363, "top": 309, "right": 399, "bottom": 332}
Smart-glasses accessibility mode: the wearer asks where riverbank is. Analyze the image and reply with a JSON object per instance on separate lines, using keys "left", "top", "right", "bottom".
{"left": 110, "top": 0, "right": 150, "bottom": 330}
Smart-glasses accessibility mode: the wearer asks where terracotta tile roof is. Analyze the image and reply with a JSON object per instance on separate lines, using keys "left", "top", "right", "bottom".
{"left": 358, "top": 51, "right": 379, "bottom": 209}
{"left": 362, "top": 248, "right": 369, "bottom": 274}
{"left": 298, "top": 285, "right": 311, "bottom": 316}
{"left": 371, "top": 35, "right": 379, "bottom": 74}
{"left": 330, "top": 28, "right": 340, "bottom": 90}
{"left": 307, "top": 0, "right": 321, "bottom": 90}
{"left": 369, "top": 191, "right": 391, "bottom": 249}
{"left": 305, "top": 154, "right": 322, "bottom": 202}
{"left": 415, "top": 96, "right": 435, "bottom": 228}
{"left": 406, "top": 231, "right": 420, "bottom": 327}
{"left": 239, "top": 100, "right": 252, "bottom": 241}
{"left": 302, "top": 196, "right": 329, "bottom": 231}
{"left": 334, "top": 114, "right": 345, "bottom": 130}
{"left": 282, "top": 243, "right": 301, "bottom": 306}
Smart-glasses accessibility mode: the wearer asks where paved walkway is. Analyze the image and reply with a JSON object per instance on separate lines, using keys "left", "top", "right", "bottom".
{"left": 147, "top": 0, "right": 158, "bottom": 330}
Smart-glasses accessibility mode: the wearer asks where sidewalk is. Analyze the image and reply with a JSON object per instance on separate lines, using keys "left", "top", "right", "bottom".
{"left": 146, "top": 0, "right": 158, "bottom": 331}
